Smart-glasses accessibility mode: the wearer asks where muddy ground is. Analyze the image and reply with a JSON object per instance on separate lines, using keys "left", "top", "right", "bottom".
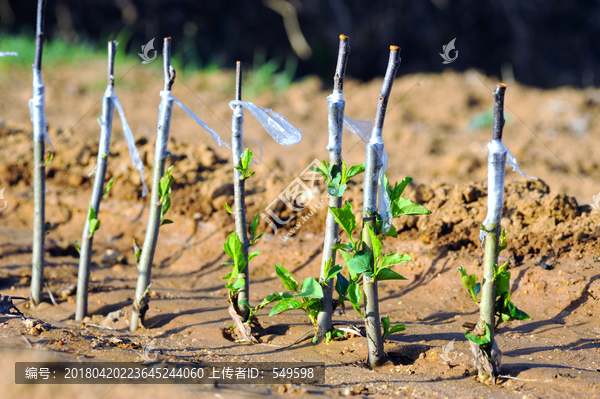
{"left": 0, "top": 60, "right": 599, "bottom": 398}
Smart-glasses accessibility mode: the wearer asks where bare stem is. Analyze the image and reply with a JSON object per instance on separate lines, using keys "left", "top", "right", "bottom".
{"left": 493, "top": 83, "right": 507, "bottom": 140}
{"left": 30, "top": 0, "right": 47, "bottom": 305}
{"left": 362, "top": 45, "right": 401, "bottom": 368}
{"left": 130, "top": 38, "right": 175, "bottom": 332}
{"left": 333, "top": 34, "right": 350, "bottom": 91}
{"left": 232, "top": 61, "right": 251, "bottom": 321}
{"left": 75, "top": 41, "right": 116, "bottom": 321}
{"left": 316, "top": 35, "right": 350, "bottom": 339}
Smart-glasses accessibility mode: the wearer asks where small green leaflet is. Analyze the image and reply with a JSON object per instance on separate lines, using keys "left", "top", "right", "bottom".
{"left": 375, "top": 268, "right": 407, "bottom": 281}
{"left": 347, "top": 251, "right": 372, "bottom": 275}
{"left": 380, "top": 253, "right": 411, "bottom": 269}
{"left": 465, "top": 323, "right": 491, "bottom": 346}
{"left": 295, "top": 278, "right": 323, "bottom": 299}
{"left": 328, "top": 201, "right": 357, "bottom": 244}
{"left": 459, "top": 266, "right": 480, "bottom": 304}
{"left": 225, "top": 202, "right": 233, "bottom": 214}
{"left": 391, "top": 197, "right": 431, "bottom": 218}
{"left": 275, "top": 264, "right": 299, "bottom": 292}
{"left": 103, "top": 178, "right": 115, "bottom": 196}
{"left": 269, "top": 297, "right": 303, "bottom": 316}
{"left": 366, "top": 224, "right": 382, "bottom": 260}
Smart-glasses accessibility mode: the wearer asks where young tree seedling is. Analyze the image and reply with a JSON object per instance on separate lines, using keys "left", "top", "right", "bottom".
{"left": 315, "top": 33, "right": 352, "bottom": 341}
{"left": 462, "top": 83, "right": 531, "bottom": 383}
{"left": 30, "top": 0, "right": 48, "bottom": 305}
{"left": 360, "top": 45, "right": 401, "bottom": 367}
{"left": 75, "top": 41, "right": 117, "bottom": 321}
{"left": 130, "top": 38, "right": 176, "bottom": 332}
{"left": 329, "top": 177, "right": 429, "bottom": 362}
{"left": 230, "top": 62, "right": 252, "bottom": 320}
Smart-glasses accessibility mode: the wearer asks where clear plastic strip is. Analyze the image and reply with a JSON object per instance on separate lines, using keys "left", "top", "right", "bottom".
{"left": 229, "top": 100, "right": 302, "bottom": 146}
{"left": 164, "top": 91, "right": 229, "bottom": 148}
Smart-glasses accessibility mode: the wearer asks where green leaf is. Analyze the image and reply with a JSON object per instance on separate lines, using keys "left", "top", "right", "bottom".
{"left": 347, "top": 283, "right": 363, "bottom": 317}
{"left": 391, "top": 197, "right": 431, "bottom": 218}
{"left": 347, "top": 283, "right": 361, "bottom": 306}
{"left": 74, "top": 240, "right": 80, "bottom": 254}
{"left": 384, "top": 223, "right": 397, "bottom": 237}
{"left": 296, "top": 277, "right": 324, "bottom": 298}
{"left": 309, "top": 166, "right": 329, "bottom": 181}
{"left": 327, "top": 183, "right": 347, "bottom": 197}
{"left": 159, "top": 174, "right": 174, "bottom": 200}
{"left": 160, "top": 219, "right": 173, "bottom": 226}
{"left": 161, "top": 195, "right": 171, "bottom": 219}
{"left": 387, "top": 176, "right": 413, "bottom": 201}
{"left": 248, "top": 250, "right": 261, "bottom": 262}
{"left": 251, "top": 214, "right": 259, "bottom": 234}
{"left": 224, "top": 233, "right": 245, "bottom": 277}
{"left": 389, "top": 324, "right": 406, "bottom": 334}
{"left": 459, "top": 266, "right": 480, "bottom": 304}
{"left": 88, "top": 202, "right": 96, "bottom": 223}
{"left": 103, "top": 178, "right": 115, "bottom": 196}
{"left": 224, "top": 202, "right": 233, "bottom": 214}
{"left": 325, "top": 264, "right": 343, "bottom": 282}
{"left": 346, "top": 163, "right": 366, "bottom": 181}
{"left": 335, "top": 273, "right": 349, "bottom": 297}
{"left": 464, "top": 323, "right": 491, "bottom": 346}
{"left": 495, "top": 269, "right": 511, "bottom": 296}
{"left": 275, "top": 264, "right": 299, "bottom": 292}
{"left": 226, "top": 278, "right": 245, "bottom": 292}
{"left": 328, "top": 201, "right": 357, "bottom": 243}
{"left": 348, "top": 251, "right": 372, "bottom": 275}
{"left": 132, "top": 237, "right": 142, "bottom": 264}
{"left": 222, "top": 272, "right": 232, "bottom": 280}
{"left": 380, "top": 253, "right": 411, "bottom": 269}
{"left": 375, "top": 268, "right": 407, "bottom": 281}
{"left": 366, "top": 224, "right": 382, "bottom": 260}
{"left": 499, "top": 229, "right": 508, "bottom": 253}
{"left": 269, "top": 297, "right": 303, "bottom": 316}
{"left": 89, "top": 219, "right": 101, "bottom": 237}
{"left": 255, "top": 292, "right": 293, "bottom": 311}
{"left": 331, "top": 243, "right": 352, "bottom": 251}
{"left": 381, "top": 316, "right": 391, "bottom": 334}
{"left": 338, "top": 250, "right": 357, "bottom": 281}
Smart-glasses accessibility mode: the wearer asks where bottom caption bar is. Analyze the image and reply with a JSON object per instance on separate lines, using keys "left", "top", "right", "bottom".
{"left": 15, "top": 362, "right": 325, "bottom": 384}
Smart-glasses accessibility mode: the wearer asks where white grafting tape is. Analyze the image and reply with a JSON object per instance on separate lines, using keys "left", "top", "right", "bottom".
{"left": 29, "top": 68, "right": 53, "bottom": 148}
{"left": 480, "top": 138, "right": 537, "bottom": 244}
{"left": 229, "top": 100, "right": 302, "bottom": 146}
{"left": 326, "top": 90, "right": 345, "bottom": 153}
{"left": 344, "top": 118, "right": 392, "bottom": 233}
{"left": 230, "top": 101, "right": 264, "bottom": 165}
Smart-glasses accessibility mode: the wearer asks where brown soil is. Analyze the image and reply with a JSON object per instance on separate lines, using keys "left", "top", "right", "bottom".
{"left": 0, "top": 61, "right": 599, "bottom": 398}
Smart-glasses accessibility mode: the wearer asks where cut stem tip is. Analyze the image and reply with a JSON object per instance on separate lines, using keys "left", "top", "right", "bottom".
{"left": 339, "top": 34, "right": 349, "bottom": 40}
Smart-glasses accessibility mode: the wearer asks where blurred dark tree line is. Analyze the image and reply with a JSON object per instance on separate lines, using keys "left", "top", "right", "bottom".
{"left": 1, "top": 0, "right": 598, "bottom": 88}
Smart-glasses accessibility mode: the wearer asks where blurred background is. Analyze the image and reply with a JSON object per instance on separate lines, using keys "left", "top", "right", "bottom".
{"left": 0, "top": 0, "right": 598, "bottom": 89}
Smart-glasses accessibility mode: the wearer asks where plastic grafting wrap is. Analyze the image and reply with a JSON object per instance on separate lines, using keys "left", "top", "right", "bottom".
{"left": 29, "top": 68, "right": 53, "bottom": 148}
{"left": 479, "top": 139, "right": 537, "bottom": 244}
{"left": 344, "top": 116, "right": 393, "bottom": 233}
{"left": 326, "top": 90, "right": 344, "bottom": 153}
{"left": 229, "top": 100, "right": 302, "bottom": 146}
{"left": 108, "top": 85, "right": 148, "bottom": 197}
{"left": 230, "top": 102, "right": 264, "bottom": 165}
{"left": 162, "top": 91, "right": 229, "bottom": 149}
{"left": 0, "top": 52, "right": 18, "bottom": 57}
